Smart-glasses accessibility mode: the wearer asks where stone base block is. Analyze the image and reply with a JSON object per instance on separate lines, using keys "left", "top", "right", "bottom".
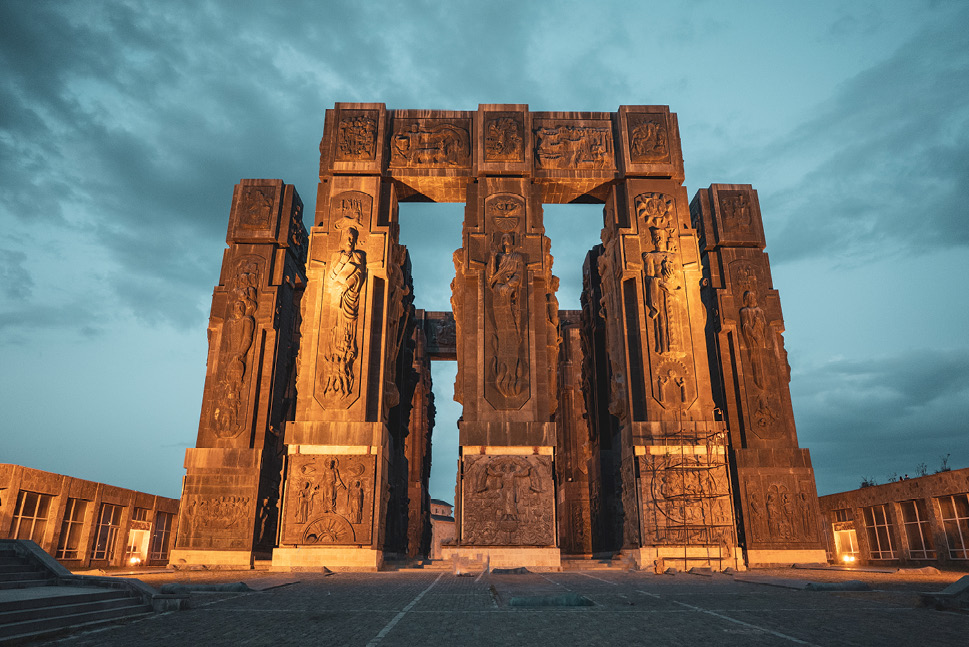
{"left": 629, "top": 545, "right": 746, "bottom": 572}
{"left": 271, "top": 546, "right": 383, "bottom": 572}
{"left": 168, "top": 549, "right": 253, "bottom": 569}
{"left": 442, "top": 546, "right": 561, "bottom": 572}
{"left": 745, "top": 548, "right": 828, "bottom": 567}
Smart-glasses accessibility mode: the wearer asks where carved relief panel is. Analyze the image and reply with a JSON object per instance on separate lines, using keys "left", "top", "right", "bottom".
{"left": 461, "top": 455, "right": 555, "bottom": 546}
{"left": 638, "top": 444, "right": 734, "bottom": 547}
{"left": 482, "top": 193, "right": 531, "bottom": 411}
{"left": 627, "top": 113, "right": 671, "bottom": 164}
{"left": 484, "top": 113, "right": 525, "bottom": 162}
{"left": 281, "top": 454, "right": 376, "bottom": 546}
{"left": 726, "top": 258, "right": 793, "bottom": 442}
{"left": 225, "top": 182, "right": 281, "bottom": 243}
{"left": 176, "top": 475, "right": 257, "bottom": 551}
{"left": 533, "top": 119, "right": 615, "bottom": 170}
{"left": 618, "top": 106, "right": 685, "bottom": 181}
{"left": 741, "top": 474, "right": 820, "bottom": 545}
{"left": 701, "top": 185, "right": 766, "bottom": 248}
{"left": 633, "top": 191, "right": 699, "bottom": 412}
{"left": 239, "top": 185, "right": 276, "bottom": 230}
{"left": 312, "top": 191, "right": 377, "bottom": 410}
{"left": 335, "top": 111, "right": 379, "bottom": 161}
{"left": 389, "top": 117, "right": 472, "bottom": 168}
{"left": 211, "top": 255, "right": 264, "bottom": 439}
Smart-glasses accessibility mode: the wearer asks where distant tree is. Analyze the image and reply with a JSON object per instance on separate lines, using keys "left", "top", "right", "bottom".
{"left": 887, "top": 472, "right": 899, "bottom": 483}
{"left": 860, "top": 476, "right": 877, "bottom": 488}
{"left": 936, "top": 454, "right": 951, "bottom": 473}
{"left": 916, "top": 462, "right": 928, "bottom": 477}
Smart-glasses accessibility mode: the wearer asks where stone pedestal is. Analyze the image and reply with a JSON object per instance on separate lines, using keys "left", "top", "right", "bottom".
{"left": 693, "top": 184, "right": 826, "bottom": 566}
{"left": 173, "top": 179, "right": 307, "bottom": 568}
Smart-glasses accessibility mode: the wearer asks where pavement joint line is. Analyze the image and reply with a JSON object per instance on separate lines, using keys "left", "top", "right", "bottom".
{"left": 538, "top": 573, "right": 571, "bottom": 591}
{"left": 574, "top": 572, "right": 619, "bottom": 586}
{"left": 365, "top": 573, "right": 443, "bottom": 646}
{"left": 671, "top": 600, "right": 819, "bottom": 646}
{"left": 636, "top": 590, "right": 661, "bottom": 598}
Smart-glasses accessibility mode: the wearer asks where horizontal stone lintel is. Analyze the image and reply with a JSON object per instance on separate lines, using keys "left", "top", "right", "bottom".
{"left": 184, "top": 447, "right": 263, "bottom": 470}
{"left": 287, "top": 444, "right": 379, "bottom": 455}
{"left": 634, "top": 445, "right": 726, "bottom": 456}
{"left": 461, "top": 445, "right": 554, "bottom": 456}
{"left": 459, "top": 421, "right": 556, "bottom": 447}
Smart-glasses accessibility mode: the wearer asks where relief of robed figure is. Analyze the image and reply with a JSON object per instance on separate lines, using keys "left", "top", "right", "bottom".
{"left": 488, "top": 233, "right": 526, "bottom": 399}
{"left": 643, "top": 227, "right": 680, "bottom": 355}
{"left": 320, "top": 225, "right": 367, "bottom": 401}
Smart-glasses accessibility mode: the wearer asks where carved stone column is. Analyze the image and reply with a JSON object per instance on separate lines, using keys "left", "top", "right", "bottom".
{"left": 693, "top": 184, "right": 826, "bottom": 566}
{"left": 404, "top": 317, "right": 434, "bottom": 558}
{"left": 589, "top": 109, "right": 743, "bottom": 570}
{"left": 274, "top": 104, "right": 412, "bottom": 571}
{"left": 555, "top": 313, "right": 595, "bottom": 556}
{"left": 172, "top": 179, "right": 307, "bottom": 568}
{"left": 448, "top": 175, "right": 562, "bottom": 569}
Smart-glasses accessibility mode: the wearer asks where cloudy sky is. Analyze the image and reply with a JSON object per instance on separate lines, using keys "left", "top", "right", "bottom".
{"left": 2, "top": 0, "right": 966, "bottom": 505}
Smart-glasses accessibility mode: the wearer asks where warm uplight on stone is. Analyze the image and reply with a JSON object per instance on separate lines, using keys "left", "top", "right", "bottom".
{"left": 173, "top": 103, "right": 826, "bottom": 571}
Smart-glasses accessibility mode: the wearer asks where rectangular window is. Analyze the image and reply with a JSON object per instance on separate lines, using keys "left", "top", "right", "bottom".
{"left": 149, "top": 512, "right": 174, "bottom": 561}
{"left": 863, "top": 504, "right": 896, "bottom": 560}
{"left": 55, "top": 498, "right": 89, "bottom": 560}
{"left": 91, "top": 503, "right": 123, "bottom": 561}
{"left": 11, "top": 491, "right": 53, "bottom": 544}
{"left": 132, "top": 507, "right": 149, "bottom": 522}
{"left": 834, "top": 508, "right": 853, "bottom": 523}
{"left": 899, "top": 499, "right": 936, "bottom": 560}
{"left": 936, "top": 493, "right": 969, "bottom": 559}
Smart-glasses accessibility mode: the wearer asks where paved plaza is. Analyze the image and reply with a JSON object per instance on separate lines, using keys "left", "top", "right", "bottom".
{"left": 19, "top": 568, "right": 968, "bottom": 646}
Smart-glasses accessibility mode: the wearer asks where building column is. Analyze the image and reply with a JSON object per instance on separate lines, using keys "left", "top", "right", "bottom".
{"left": 693, "top": 184, "right": 826, "bottom": 566}
{"left": 447, "top": 175, "right": 562, "bottom": 570}
{"left": 171, "top": 179, "right": 307, "bottom": 568}
{"left": 274, "top": 104, "right": 412, "bottom": 570}
{"left": 591, "top": 176, "right": 742, "bottom": 571}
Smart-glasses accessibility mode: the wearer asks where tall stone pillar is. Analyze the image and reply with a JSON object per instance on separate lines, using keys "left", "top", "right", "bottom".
{"left": 692, "top": 184, "right": 826, "bottom": 565}
{"left": 590, "top": 107, "right": 742, "bottom": 570}
{"left": 172, "top": 179, "right": 307, "bottom": 568}
{"left": 448, "top": 171, "right": 562, "bottom": 569}
{"left": 273, "top": 104, "right": 411, "bottom": 571}
{"left": 555, "top": 312, "right": 595, "bottom": 556}
{"left": 404, "top": 316, "right": 434, "bottom": 558}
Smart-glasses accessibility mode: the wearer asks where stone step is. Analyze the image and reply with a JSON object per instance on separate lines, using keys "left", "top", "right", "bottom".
{"left": 0, "top": 589, "right": 128, "bottom": 614}
{"left": 0, "top": 594, "right": 136, "bottom": 626}
{"left": 0, "top": 564, "right": 37, "bottom": 574}
{"left": 0, "top": 578, "right": 56, "bottom": 590}
{"left": 0, "top": 569, "right": 51, "bottom": 582}
{"left": 0, "top": 602, "right": 152, "bottom": 641}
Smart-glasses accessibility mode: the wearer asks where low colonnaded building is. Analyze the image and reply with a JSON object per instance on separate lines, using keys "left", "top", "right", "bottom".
{"left": 0, "top": 464, "right": 179, "bottom": 569}
{"left": 819, "top": 467, "right": 969, "bottom": 568}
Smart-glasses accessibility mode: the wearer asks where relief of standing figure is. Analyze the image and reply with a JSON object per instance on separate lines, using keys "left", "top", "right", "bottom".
{"left": 488, "top": 233, "right": 525, "bottom": 398}
{"left": 322, "top": 226, "right": 367, "bottom": 398}
{"left": 740, "top": 290, "right": 770, "bottom": 388}
{"left": 643, "top": 227, "right": 680, "bottom": 354}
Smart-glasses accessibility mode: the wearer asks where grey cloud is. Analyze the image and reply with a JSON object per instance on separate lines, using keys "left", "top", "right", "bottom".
{"left": 0, "top": 301, "right": 102, "bottom": 342}
{"left": 0, "top": 249, "right": 33, "bottom": 300}
{"left": 794, "top": 348, "right": 969, "bottom": 493}
{"left": 758, "top": 6, "right": 969, "bottom": 263}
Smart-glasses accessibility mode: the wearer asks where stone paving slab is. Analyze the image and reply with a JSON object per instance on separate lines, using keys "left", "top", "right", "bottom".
{"left": 24, "top": 569, "right": 969, "bottom": 647}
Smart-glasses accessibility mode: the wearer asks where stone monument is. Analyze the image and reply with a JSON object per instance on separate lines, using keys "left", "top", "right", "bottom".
{"left": 174, "top": 103, "right": 826, "bottom": 570}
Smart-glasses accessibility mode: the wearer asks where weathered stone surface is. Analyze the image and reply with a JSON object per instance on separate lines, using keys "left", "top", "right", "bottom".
{"left": 693, "top": 183, "right": 825, "bottom": 563}
{"left": 177, "top": 105, "right": 826, "bottom": 571}
{"left": 174, "top": 179, "right": 307, "bottom": 565}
